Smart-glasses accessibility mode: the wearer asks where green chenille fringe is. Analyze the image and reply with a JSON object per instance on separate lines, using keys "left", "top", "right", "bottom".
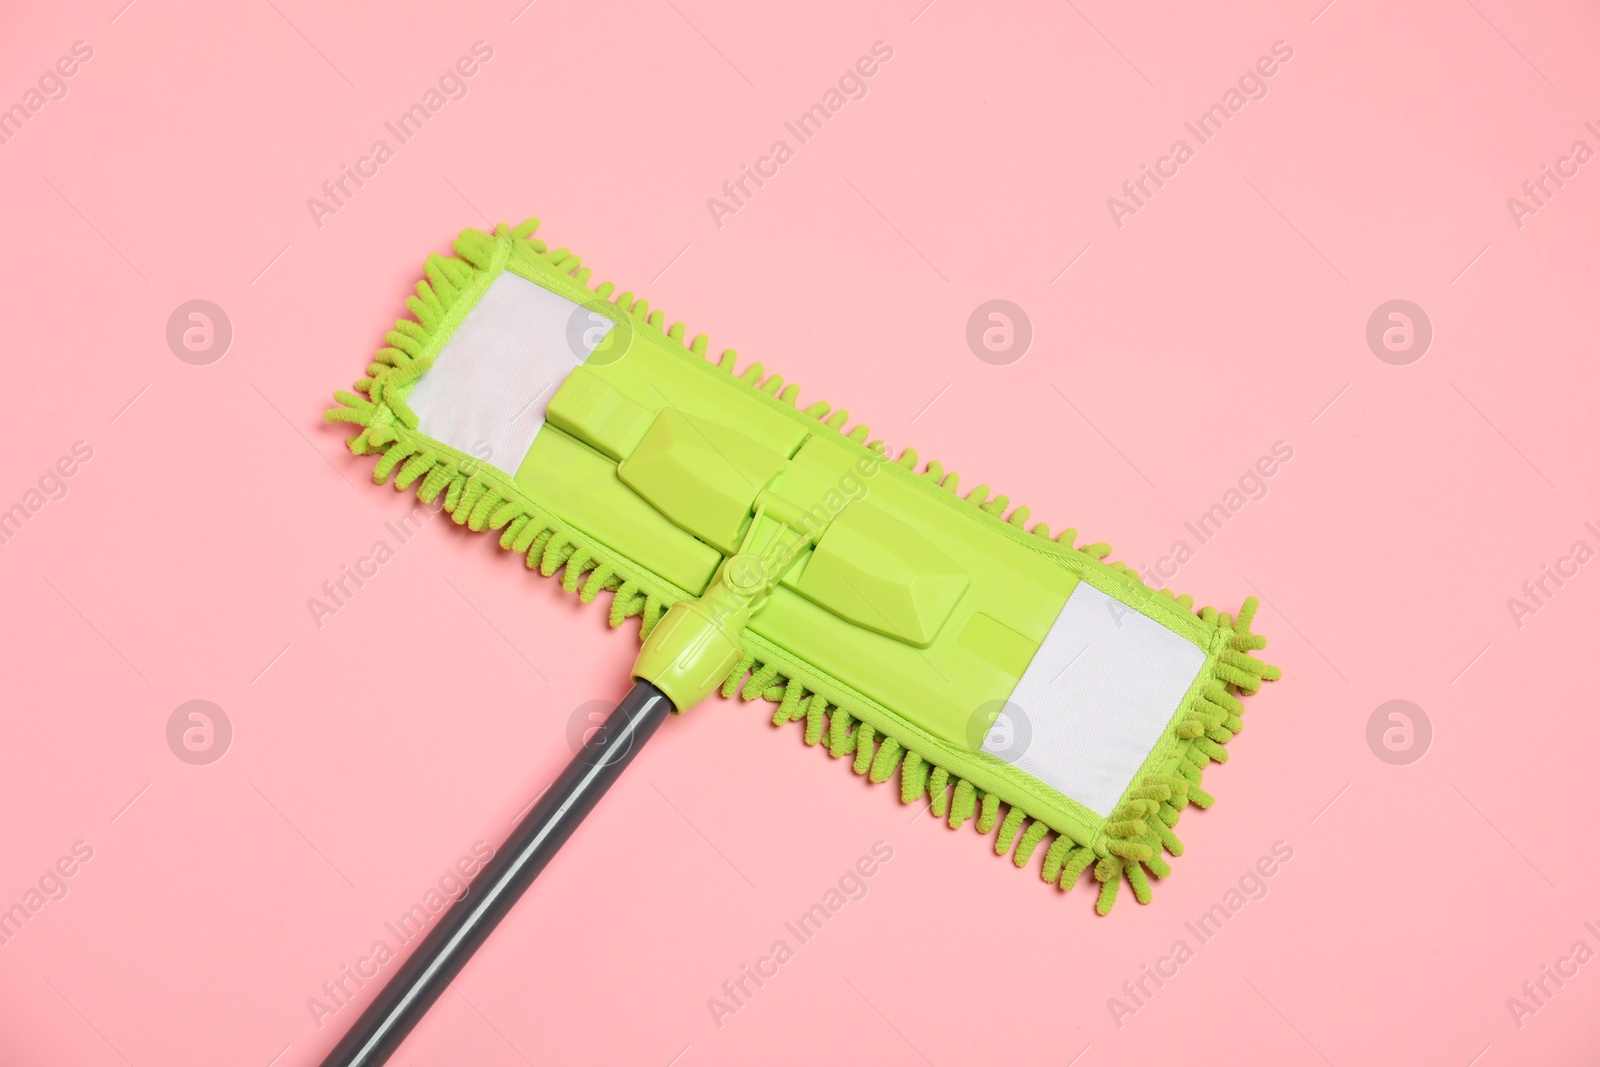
{"left": 324, "top": 219, "right": 1282, "bottom": 915}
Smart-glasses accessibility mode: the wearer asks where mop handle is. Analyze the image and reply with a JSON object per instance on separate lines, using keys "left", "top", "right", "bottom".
{"left": 318, "top": 680, "right": 674, "bottom": 1067}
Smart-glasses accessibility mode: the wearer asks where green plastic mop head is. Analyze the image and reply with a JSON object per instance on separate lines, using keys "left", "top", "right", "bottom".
{"left": 324, "top": 219, "right": 1281, "bottom": 914}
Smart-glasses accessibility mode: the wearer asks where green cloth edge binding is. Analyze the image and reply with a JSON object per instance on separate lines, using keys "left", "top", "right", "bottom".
{"left": 323, "top": 219, "right": 1283, "bottom": 915}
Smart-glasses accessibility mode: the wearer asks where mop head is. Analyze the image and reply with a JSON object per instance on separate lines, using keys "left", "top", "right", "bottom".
{"left": 324, "top": 220, "right": 1281, "bottom": 914}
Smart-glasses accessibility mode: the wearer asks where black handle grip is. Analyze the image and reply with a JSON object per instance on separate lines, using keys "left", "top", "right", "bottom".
{"left": 318, "top": 680, "right": 674, "bottom": 1067}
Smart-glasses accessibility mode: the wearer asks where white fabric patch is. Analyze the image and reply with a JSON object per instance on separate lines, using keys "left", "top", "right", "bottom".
{"left": 985, "top": 583, "right": 1206, "bottom": 818}
{"left": 405, "top": 272, "right": 612, "bottom": 474}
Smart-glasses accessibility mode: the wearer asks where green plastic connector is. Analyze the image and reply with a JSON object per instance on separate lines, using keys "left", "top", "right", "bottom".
{"left": 632, "top": 552, "right": 769, "bottom": 711}
{"left": 633, "top": 517, "right": 800, "bottom": 710}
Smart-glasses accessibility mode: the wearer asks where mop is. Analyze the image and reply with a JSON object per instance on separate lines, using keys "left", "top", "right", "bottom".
{"left": 317, "top": 219, "right": 1281, "bottom": 1064}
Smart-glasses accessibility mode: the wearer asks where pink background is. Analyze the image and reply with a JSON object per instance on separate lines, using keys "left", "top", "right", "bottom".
{"left": 2, "top": 0, "right": 1598, "bottom": 1064}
